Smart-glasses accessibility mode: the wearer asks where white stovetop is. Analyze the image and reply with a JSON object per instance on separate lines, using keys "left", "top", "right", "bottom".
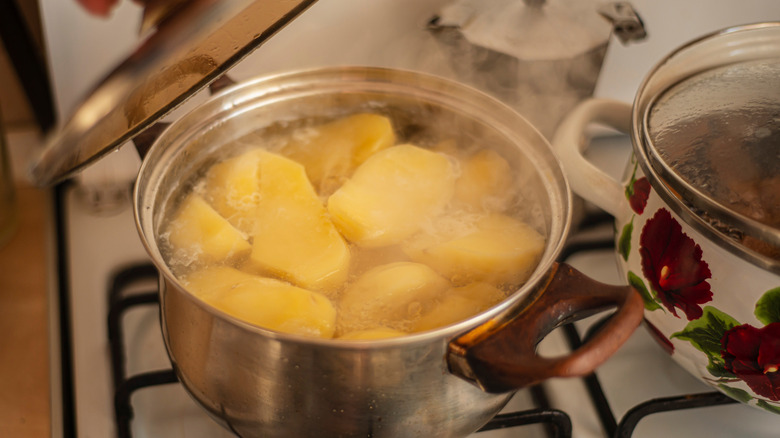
{"left": 58, "top": 143, "right": 780, "bottom": 438}
{"left": 57, "top": 135, "right": 780, "bottom": 438}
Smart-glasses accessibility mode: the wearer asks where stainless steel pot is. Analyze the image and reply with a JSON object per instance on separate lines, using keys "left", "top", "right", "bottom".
{"left": 133, "top": 66, "right": 643, "bottom": 437}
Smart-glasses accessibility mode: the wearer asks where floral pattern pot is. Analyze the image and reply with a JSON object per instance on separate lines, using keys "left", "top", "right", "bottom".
{"left": 553, "top": 98, "right": 780, "bottom": 414}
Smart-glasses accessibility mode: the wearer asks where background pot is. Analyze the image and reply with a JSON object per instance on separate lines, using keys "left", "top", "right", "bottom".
{"left": 427, "top": 0, "right": 646, "bottom": 140}
{"left": 134, "top": 66, "right": 643, "bottom": 437}
{"left": 553, "top": 23, "right": 780, "bottom": 414}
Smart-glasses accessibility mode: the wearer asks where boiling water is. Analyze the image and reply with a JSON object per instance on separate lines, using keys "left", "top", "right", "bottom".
{"left": 157, "top": 112, "right": 548, "bottom": 339}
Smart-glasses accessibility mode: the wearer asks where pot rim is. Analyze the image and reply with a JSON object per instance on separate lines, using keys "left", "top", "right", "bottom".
{"left": 133, "top": 65, "right": 575, "bottom": 348}
{"left": 630, "top": 22, "right": 780, "bottom": 274}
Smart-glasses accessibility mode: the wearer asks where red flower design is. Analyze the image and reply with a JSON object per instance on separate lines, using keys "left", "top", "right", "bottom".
{"left": 721, "top": 323, "right": 780, "bottom": 401}
{"left": 629, "top": 177, "right": 651, "bottom": 214}
{"left": 639, "top": 209, "right": 712, "bottom": 320}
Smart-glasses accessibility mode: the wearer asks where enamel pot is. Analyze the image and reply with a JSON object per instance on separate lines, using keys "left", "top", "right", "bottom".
{"left": 127, "top": 66, "right": 643, "bottom": 437}
{"left": 553, "top": 23, "right": 780, "bottom": 414}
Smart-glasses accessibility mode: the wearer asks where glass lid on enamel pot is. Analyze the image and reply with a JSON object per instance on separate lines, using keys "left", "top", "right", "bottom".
{"left": 633, "top": 23, "right": 780, "bottom": 267}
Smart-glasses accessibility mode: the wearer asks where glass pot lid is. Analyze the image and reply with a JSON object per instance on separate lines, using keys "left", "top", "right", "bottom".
{"left": 634, "top": 23, "right": 780, "bottom": 264}
{"left": 30, "top": 0, "right": 317, "bottom": 187}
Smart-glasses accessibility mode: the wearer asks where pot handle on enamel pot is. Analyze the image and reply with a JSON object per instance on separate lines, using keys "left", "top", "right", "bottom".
{"left": 448, "top": 262, "right": 644, "bottom": 393}
{"left": 551, "top": 98, "right": 633, "bottom": 218}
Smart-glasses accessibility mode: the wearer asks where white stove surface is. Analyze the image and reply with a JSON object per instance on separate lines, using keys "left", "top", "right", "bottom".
{"left": 58, "top": 134, "right": 780, "bottom": 438}
{"left": 40, "top": 0, "right": 780, "bottom": 437}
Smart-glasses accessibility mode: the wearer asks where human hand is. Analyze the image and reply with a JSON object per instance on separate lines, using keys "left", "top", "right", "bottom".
{"left": 76, "top": 0, "right": 120, "bottom": 16}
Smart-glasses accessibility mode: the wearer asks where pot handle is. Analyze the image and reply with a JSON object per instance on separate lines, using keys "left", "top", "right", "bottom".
{"left": 551, "top": 98, "right": 633, "bottom": 217}
{"left": 447, "top": 262, "right": 643, "bottom": 393}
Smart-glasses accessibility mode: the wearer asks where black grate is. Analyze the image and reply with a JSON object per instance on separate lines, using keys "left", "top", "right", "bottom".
{"left": 561, "top": 314, "right": 736, "bottom": 438}
{"left": 106, "top": 262, "right": 178, "bottom": 438}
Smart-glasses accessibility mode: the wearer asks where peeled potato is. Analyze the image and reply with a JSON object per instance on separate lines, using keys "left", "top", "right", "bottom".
{"left": 183, "top": 266, "right": 336, "bottom": 338}
{"left": 338, "top": 327, "right": 407, "bottom": 340}
{"left": 348, "top": 244, "right": 410, "bottom": 277}
{"left": 166, "top": 193, "right": 251, "bottom": 264}
{"left": 182, "top": 265, "right": 260, "bottom": 300}
{"left": 249, "top": 151, "right": 350, "bottom": 292}
{"left": 162, "top": 111, "right": 547, "bottom": 341}
{"left": 454, "top": 149, "right": 516, "bottom": 212}
{"left": 327, "top": 144, "right": 456, "bottom": 247}
{"left": 203, "top": 148, "right": 265, "bottom": 234}
{"left": 413, "top": 282, "right": 506, "bottom": 332}
{"left": 403, "top": 213, "right": 545, "bottom": 287}
{"left": 338, "top": 261, "right": 450, "bottom": 334}
{"left": 279, "top": 113, "right": 396, "bottom": 196}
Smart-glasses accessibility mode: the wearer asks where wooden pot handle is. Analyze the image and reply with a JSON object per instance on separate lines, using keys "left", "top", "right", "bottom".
{"left": 447, "top": 262, "right": 643, "bottom": 393}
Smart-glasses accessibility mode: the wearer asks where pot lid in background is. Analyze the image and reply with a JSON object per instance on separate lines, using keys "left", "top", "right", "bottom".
{"left": 30, "top": 0, "right": 317, "bottom": 187}
{"left": 637, "top": 23, "right": 780, "bottom": 261}
{"left": 430, "top": 0, "right": 645, "bottom": 62}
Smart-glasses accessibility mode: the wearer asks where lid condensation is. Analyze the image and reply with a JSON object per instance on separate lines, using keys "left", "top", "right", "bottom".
{"left": 645, "top": 57, "right": 780, "bottom": 259}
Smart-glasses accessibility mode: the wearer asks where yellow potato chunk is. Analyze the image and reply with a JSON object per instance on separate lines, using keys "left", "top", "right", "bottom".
{"left": 337, "top": 261, "right": 450, "bottom": 334}
{"left": 403, "top": 213, "right": 545, "bottom": 287}
{"left": 349, "top": 244, "right": 410, "bottom": 277}
{"left": 338, "top": 327, "right": 407, "bottom": 340}
{"left": 181, "top": 265, "right": 259, "bottom": 300}
{"left": 455, "top": 149, "right": 516, "bottom": 212}
{"left": 249, "top": 151, "right": 350, "bottom": 292}
{"left": 183, "top": 266, "right": 336, "bottom": 338}
{"left": 327, "top": 144, "right": 456, "bottom": 247}
{"left": 279, "top": 113, "right": 396, "bottom": 196}
{"left": 166, "top": 193, "right": 251, "bottom": 265}
{"left": 203, "top": 148, "right": 265, "bottom": 234}
{"left": 413, "top": 282, "right": 506, "bottom": 332}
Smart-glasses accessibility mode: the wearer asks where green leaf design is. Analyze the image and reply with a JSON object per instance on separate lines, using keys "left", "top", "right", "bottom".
{"left": 706, "top": 359, "right": 732, "bottom": 378}
{"left": 618, "top": 217, "right": 633, "bottom": 261}
{"left": 757, "top": 399, "right": 780, "bottom": 415}
{"left": 625, "top": 182, "right": 634, "bottom": 198}
{"left": 671, "top": 306, "right": 741, "bottom": 376}
{"left": 717, "top": 384, "right": 754, "bottom": 403}
{"left": 624, "top": 161, "right": 639, "bottom": 199}
{"left": 755, "top": 287, "right": 780, "bottom": 325}
{"left": 627, "top": 271, "right": 661, "bottom": 311}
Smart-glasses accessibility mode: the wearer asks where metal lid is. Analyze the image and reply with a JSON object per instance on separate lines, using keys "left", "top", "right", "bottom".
{"left": 31, "top": 0, "right": 317, "bottom": 187}
{"left": 635, "top": 23, "right": 780, "bottom": 262}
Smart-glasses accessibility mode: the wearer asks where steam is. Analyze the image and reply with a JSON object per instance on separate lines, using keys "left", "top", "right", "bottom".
{"left": 425, "top": 0, "right": 612, "bottom": 139}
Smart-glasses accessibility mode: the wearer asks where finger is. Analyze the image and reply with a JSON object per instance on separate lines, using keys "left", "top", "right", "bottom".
{"left": 76, "top": 0, "right": 120, "bottom": 17}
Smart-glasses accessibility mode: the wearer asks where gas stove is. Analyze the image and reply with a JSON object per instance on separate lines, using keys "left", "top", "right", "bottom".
{"left": 39, "top": 0, "right": 780, "bottom": 437}
{"left": 49, "top": 133, "right": 780, "bottom": 438}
